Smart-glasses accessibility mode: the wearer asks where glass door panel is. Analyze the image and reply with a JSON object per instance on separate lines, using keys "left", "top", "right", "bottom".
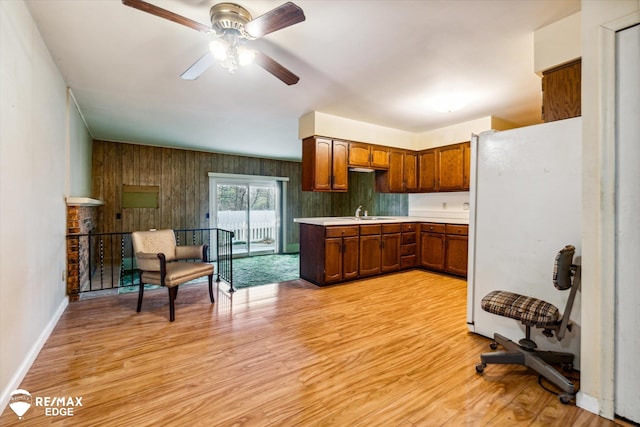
{"left": 216, "top": 184, "right": 249, "bottom": 255}
{"left": 249, "top": 185, "right": 276, "bottom": 255}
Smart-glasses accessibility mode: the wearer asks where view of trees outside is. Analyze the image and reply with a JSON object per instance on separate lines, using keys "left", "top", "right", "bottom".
{"left": 216, "top": 184, "right": 277, "bottom": 254}
{"left": 217, "top": 185, "right": 274, "bottom": 211}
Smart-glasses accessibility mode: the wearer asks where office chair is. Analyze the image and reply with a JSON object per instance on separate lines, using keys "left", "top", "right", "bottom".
{"left": 475, "top": 245, "right": 580, "bottom": 404}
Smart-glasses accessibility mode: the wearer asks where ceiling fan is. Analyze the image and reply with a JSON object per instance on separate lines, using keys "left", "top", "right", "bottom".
{"left": 122, "top": 0, "right": 305, "bottom": 85}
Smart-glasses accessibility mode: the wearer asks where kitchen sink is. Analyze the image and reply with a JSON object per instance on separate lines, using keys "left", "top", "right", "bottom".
{"left": 339, "top": 216, "right": 392, "bottom": 221}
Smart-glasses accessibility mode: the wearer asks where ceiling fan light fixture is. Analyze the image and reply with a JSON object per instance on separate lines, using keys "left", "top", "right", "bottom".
{"left": 208, "top": 38, "right": 228, "bottom": 62}
{"left": 237, "top": 46, "right": 256, "bottom": 67}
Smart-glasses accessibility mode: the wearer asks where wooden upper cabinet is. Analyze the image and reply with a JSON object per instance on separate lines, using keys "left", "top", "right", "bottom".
{"left": 437, "top": 143, "right": 466, "bottom": 192}
{"left": 302, "top": 137, "right": 348, "bottom": 192}
{"left": 332, "top": 140, "right": 349, "bottom": 191}
{"left": 348, "top": 142, "right": 389, "bottom": 169}
{"left": 404, "top": 151, "right": 418, "bottom": 192}
{"left": 370, "top": 145, "right": 390, "bottom": 169}
{"left": 542, "top": 58, "right": 581, "bottom": 122}
{"left": 348, "top": 142, "right": 371, "bottom": 167}
{"left": 376, "top": 149, "right": 417, "bottom": 193}
{"left": 419, "top": 149, "right": 437, "bottom": 192}
{"left": 463, "top": 142, "right": 471, "bottom": 190}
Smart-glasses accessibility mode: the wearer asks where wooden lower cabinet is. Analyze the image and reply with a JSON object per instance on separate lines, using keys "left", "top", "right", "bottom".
{"left": 324, "top": 236, "right": 359, "bottom": 282}
{"left": 300, "top": 221, "right": 467, "bottom": 286}
{"left": 420, "top": 231, "right": 446, "bottom": 271}
{"left": 381, "top": 233, "right": 401, "bottom": 273}
{"left": 445, "top": 235, "right": 468, "bottom": 276}
{"left": 444, "top": 224, "right": 468, "bottom": 277}
{"left": 419, "top": 223, "right": 468, "bottom": 277}
{"left": 400, "top": 223, "right": 417, "bottom": 269}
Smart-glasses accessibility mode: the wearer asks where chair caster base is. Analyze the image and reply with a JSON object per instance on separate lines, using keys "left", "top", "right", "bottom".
{"left": 475, "top": 362, "right": 486, "bottom": 373}
{"left": 558, "top": 392, "right": 574, "bottom": 404}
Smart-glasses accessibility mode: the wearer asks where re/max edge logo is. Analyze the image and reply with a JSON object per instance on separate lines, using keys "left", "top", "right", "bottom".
{"left": 9, "top": 389, "right": 83, "bottom": 418}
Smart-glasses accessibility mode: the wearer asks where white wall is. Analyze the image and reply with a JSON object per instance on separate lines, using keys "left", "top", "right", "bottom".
{"left": 0, "top": 0, "right": 92, "bottom": 410}
{"left": 534, "top": 12, "right": 581, "bottom": 74}
{"left": 67, "top": 91, "right": 93, "bottom": 197}
{"left": 579, "top": 0, "right": 640, "bottom": 419}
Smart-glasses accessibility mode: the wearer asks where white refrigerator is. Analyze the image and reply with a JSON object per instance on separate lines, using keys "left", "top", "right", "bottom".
{"left": 466, "top": 117, "right": 582, "bottom": 366}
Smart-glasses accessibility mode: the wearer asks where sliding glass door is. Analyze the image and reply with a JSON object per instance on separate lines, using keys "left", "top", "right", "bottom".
{"left": 213, "top": 178, "right": 279, "bottom": 257}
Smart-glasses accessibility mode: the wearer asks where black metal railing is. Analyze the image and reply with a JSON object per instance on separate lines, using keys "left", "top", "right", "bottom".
{"left": 66, "top": 228, "right": 234, "bottom": 298}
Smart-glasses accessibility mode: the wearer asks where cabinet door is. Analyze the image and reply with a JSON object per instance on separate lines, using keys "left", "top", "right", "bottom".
{"left": 419, "top": 149, "right": 438, "bottom": 192}
{"left": 463, "top": 142, "right": 471, "bottom": 190}
{"left": 438, "top": 144, "right": 465, "bottom": 191}
{"left": 342, "top": 236, "right": 360, "bottom": 280}
{"left": 404, "top": 151, "right": 418, "bottom": 192}
{"left": 388, "top": 149, "right": 405, "bottom": 192}
{"left": 302, "top": 137, "right": 332, "bottom": 191}
{"left": 445, "top": 235, "right": 468, "bottom": 277}
{"left": 324, "top": 237, "right": 343, "bottom": 283}
{"left": 348, "top": 142, "right": 371, "bottom": 167}
{"left": 420, "top": 232, "right": 445, "bottom": 271}
{"left": 359, "top": 235, "right": 381, "bottom": 276}
{"left": 542, "top": 59, "right": 581, "bottom": 122}
{"left": 370, "top": 145, "right": 389, "bottom": 169}
{"left": 381, "top": 233, "right": 401, "bottom": 273}
{"left": 331, "top": 140, "right": 349, "bottom": 191}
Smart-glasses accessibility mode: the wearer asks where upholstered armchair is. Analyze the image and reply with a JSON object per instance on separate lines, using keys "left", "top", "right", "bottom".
{"left": 131, "top": 229, "right": 215, "bottom": 321}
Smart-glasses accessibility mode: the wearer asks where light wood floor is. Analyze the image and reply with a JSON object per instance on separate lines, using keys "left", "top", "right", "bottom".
{"left": 1, "top": 270, "right": 621, "bottom": 426}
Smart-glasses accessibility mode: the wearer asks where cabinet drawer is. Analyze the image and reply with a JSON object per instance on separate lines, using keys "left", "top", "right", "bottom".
{"left": 325, "top": 226, "right": 359, "bottom": 238}
{"left": 445, "top": 224, "right": 469, "bottom": 236}
{"left": 421, "top": 223, "right": 445, "bottom": 234}
{"left": 382, "top": 223, "right": 401, "bottom": 234}
{"left": 401, "top": 255, "right": 417, "bottom": 268}
{"left": 401, "top": 233, "right": 416, "bottom": 245}
{"left": 359, "top": 224, "right": 381, "bottom": 235}
{"left": 401, "top": 243, "right": 416, "bottom": 256}
{"left": 401, "top": 223, "right": 416, "bottom": 232}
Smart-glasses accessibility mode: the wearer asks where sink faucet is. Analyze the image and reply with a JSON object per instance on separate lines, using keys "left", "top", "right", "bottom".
{"left": 355, "top": 205, "right": 363, "bottom": 219}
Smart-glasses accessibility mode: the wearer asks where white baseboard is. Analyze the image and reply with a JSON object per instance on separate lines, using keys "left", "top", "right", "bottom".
{"left": 576, "top": 391, "right": 600, "bottom": 415}
{"left": 0, "top": 296, "right": 69, "bottom": 413}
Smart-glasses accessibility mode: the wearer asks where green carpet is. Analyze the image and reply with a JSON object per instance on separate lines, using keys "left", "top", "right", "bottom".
{"left": 232, "top": 254, "right": 300, "bottom": 289}
{"left": 118, "top": 253, "right": 299, "bottom": 293}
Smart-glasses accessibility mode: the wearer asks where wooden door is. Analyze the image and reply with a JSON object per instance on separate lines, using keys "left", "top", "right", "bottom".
{"left": 420, "top": 232, "right": 445, "bottom": 271}
{"left": 342, "top": 236, "right": 360, "bottom": 280}
{"left": 370, "top": 145, "right": 389, "bottom": 169}
{"left": 419, "top": 149, "right": 437, "bottom": 192}
{"left": 445, "top": 235, "right": 468, "bottom": 277}
{"left": 381, "top": 233, "right": 401, "bottom": 273}
{"left": 331, "top": 140, "right": 349, "bottom": 191}
{"left": 438, "top": 144, "right": 465, "bottom": 191}
{"left": 359, "top": 235, "right": 381, "bottom": 276}
{"left": 348, "top": 142, "right": 371, "bottom": 167}
{"left": 324, "top": 237, "right": 343, "bottom": 283}
{"left": 404, "top": 151, "right": 418, "bottom": 192}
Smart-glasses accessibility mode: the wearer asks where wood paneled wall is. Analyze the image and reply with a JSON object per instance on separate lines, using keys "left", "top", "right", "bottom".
{"left": 91, "top": 141, "right": 406, "bottom": 250}
{"left": 330, "top": 172, "right": 408, "bottom": 217}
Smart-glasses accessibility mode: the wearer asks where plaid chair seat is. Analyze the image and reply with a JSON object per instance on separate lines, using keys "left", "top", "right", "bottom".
{"left": 481, "top": 290, "right": 560, "bottom": 328}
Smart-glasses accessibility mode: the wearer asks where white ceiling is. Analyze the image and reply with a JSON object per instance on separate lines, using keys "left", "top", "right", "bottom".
{"left": 25, "top": 0, "right": 580, "bottom": 161}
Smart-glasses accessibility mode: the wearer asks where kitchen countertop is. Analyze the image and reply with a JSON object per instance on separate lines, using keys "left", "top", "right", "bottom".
{"left": 294, "top": 215, "right": 469, "bottom": 226}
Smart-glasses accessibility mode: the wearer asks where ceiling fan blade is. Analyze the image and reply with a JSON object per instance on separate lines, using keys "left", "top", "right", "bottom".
{"left": 180, "top": 53, "right": 215, "bottom": 80}
{"left": 254, "top": 52, "right": 299, "bottom": 85}
{"left": 244, "top": 2, "right": 305, "bottom": 38}
{"left": 122, "top": 0, "right": 211, "bottom": 33}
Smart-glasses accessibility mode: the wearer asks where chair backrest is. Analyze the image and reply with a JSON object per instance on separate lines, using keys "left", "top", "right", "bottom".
{"left": 553, "top": 244, "right": 580, "bottom": 340}
{"left": 553, "top": 244, "right": 576, "bottom": 290}
{"left": 131, "top": 229, "right": 177, "bottom": 271}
